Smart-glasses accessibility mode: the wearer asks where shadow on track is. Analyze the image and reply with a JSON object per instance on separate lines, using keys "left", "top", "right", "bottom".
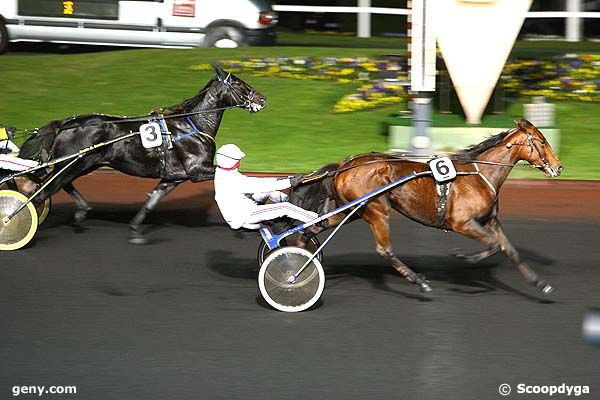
{"left": 44, "top": 203, "right": 216, "bottom": 229}
{"left": 206, "top": 246, "right": 557, "bottom": 304}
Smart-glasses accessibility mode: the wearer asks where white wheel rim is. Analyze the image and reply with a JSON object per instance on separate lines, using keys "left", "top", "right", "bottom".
{"left": 258, "top": 247, "right": 325, "bottom": 312}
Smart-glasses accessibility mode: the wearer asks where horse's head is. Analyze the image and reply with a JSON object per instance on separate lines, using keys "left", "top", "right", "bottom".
{"left": 506, "top": 118, "right": 564, "bottom": 177}
{"left": 212, "top": 64, "right": 267, "bottom": 113}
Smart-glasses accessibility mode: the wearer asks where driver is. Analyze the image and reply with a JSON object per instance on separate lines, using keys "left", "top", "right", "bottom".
{"left": 0, "top": 126, "right": 39, "bottom": 171}
{"left": 214, "top": 144, "right": 318, "bottom": 230}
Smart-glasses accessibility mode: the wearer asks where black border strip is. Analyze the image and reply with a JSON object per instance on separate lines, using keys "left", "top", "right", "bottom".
{"left": 84, "top": 22, "right": 154, "bottom": 31}
{"left": 164, "top": 27, "right": 205, "bottom": 34}
{"left": 24, "top": 20, "right": 78, "bottom": 28}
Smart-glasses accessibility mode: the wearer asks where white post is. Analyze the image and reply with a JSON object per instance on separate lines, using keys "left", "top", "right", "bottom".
{"left": 566, "top": 0, "right": 582, "bottom": 42}
{"left": 358, "top": 0, "right": 371, "bottom": 38}
{"left": 409, "top": 0, "right": 436, "bottom": 156}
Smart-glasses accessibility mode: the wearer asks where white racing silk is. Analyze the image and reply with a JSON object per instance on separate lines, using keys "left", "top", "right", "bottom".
{"left": 214, "top": 168, "right": 318, "bottom": 229}
{"left": 0, "top": 139, "right": 39, "bottom": 171}
{"left": 0, "top": 154, "right": 39, "bottom": 171}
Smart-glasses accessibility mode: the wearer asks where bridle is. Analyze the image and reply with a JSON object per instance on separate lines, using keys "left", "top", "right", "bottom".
{"left": 217, "top": 72, "right": 257, "bottom": 111}
{"left": 504, "top": 132, "right": 552, "bottom": 172}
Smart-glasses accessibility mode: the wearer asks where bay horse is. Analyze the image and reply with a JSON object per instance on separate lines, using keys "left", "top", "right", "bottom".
{"left": 18, "top": 65, "right": 266, "bottom": 244}
{"left": 290, "top": 119, "right": 563, "bottom": 294}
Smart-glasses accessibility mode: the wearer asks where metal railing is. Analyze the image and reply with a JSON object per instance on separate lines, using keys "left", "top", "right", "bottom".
{"left": 272, "top": 4, "right": 600, "bottom": 41}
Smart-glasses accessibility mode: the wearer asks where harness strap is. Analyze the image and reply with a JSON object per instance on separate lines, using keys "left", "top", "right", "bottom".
{"left": 171, "top": 117, "right": 215, "bottom": 143}
{"left": 474, "top": 163, "right": 497, "bottom": 199}
{"left": 436, "top": 181, "right": 451, "bottom": 229}
{"left": 150, "top": 115, "right": 169, "bottom": 178}
{"left": 299, "top": 170, "right": 329, "bottom": 184}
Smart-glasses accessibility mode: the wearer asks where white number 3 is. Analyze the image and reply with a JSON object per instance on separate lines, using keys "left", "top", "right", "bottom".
{"left": 139, "top": 122, "right": 163, "bottom": 149}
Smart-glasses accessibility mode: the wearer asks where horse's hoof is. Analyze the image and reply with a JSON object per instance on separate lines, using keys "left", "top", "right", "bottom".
{"left": 74, "top": 211, "right": 87, "bottom": 224}
{"left": 540, "top": 283, "right": 556, "bottom": 295}
{"left": 412, "top": 273, "right": 432, "bottom": 293}
{"left": 450, "top": 248, "right": 468, "bottom": 260}
{"left": 420, "top": 282, "right": 433, "bottom": 293}
{"left": 129, "top": 235, "right": 148, "bottom": 246}
{"left": 74, "top": 207, "right": 92, "bottom": 224}
{"left": 449, "top": 248, "right": 462, "bottom": 256}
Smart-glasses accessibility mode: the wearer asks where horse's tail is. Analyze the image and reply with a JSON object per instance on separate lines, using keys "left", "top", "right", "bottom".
{"left": 18, "top": 119, "right": 63, "bottom": 162}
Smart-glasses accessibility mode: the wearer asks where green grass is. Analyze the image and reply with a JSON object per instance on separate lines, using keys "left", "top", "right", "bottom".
{"left": 278, "top": 31, "right": 600, "bottom": 56}
{"left": 277, "top": 31, "right": 406, "bottom": 49}
{"left": 0, "top": 43, "right": 599, "bottom": 178}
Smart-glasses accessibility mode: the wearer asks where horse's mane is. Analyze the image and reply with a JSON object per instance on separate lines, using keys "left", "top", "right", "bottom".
{"left": 160, "top": 77, "right": 217, "bottom": 115}
{"left": 451, "top": 129, "right": 512, "bottom": 163}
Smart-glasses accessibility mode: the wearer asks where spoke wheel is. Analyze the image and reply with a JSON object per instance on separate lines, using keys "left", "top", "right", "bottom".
{"left": 0, "top": 190, "right": 38, "bottom": 250}
{"left": 258, "top": 247, "right": 325, "bottom": 312}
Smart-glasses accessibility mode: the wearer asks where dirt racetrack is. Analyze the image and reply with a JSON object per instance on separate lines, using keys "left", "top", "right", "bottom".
{"left": 49, "top": 171, "right": 600, "bottom": 221}
{"left": 3, "top": 171, "right": 600, "bottom": 400}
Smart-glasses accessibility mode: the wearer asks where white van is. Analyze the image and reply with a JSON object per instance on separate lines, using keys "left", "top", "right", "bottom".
{"left": 0, "top": 0, "right": 277, "bottom": 53}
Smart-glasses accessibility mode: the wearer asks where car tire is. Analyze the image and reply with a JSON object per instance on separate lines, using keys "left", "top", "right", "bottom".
{"left": 0, "top": 21, "right": 8, "bottom": 55}
{"left": 204, "top": 26, "right": 246, "bottom": 48}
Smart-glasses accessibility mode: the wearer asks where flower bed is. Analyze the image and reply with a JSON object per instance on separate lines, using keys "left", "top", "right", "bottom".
{"left": 191, "top": 53, "right": 600, "bottom": 114}
{"left": 334, "top": 81, "right": 408, "bottom": 113}
{"left": 503, "top": 54, "right": 600, "bottom": 102}
{"left": 191, "top": 57, "right": 410, "bottom": 113}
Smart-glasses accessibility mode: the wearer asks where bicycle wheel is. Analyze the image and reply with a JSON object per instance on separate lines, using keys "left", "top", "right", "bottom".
{"left": 258, "top": 246, "right": 325, "bottom": 312}
{"left": 0, "top": 190, "right": 38, "bottom": 250}
{"left": 257, "top": 235, "right": 323, "bottom": 265}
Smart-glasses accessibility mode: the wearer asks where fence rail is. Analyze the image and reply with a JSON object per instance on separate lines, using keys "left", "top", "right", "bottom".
{"left": 272, "top": 5, "right": 600, "bottom": 41}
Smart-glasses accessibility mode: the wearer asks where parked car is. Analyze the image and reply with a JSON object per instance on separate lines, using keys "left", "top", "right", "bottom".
{"left": 0, "top": 0, "right": 277, "bottom": 54}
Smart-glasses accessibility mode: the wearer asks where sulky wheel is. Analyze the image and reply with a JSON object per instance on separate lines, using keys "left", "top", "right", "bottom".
{"left": 258, "top": 246, "right": 325, "bottom": 313}
{"left": 36, "top": 197, "right": 52, "bottom": 225}
{"left": 257, "top": 235, "right": 323, "bottom": 266}
{"left": 0, "top": 190, "right": 38, "bottom": 250}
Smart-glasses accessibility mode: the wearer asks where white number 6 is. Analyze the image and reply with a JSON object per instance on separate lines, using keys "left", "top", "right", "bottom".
{"left": 428, "top": 157, "right": 457, "bottom": 183}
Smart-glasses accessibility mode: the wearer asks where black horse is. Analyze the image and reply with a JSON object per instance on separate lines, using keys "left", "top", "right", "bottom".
{"left": 19, "top": 65, "right": 266, "bottom": 244}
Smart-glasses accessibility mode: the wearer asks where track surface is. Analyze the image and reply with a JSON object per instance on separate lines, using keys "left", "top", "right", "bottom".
{"left": 1, "top": 176, "right": 599, "bottom": 399}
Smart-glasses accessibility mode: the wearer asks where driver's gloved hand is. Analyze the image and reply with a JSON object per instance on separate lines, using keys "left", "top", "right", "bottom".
{"left": 289, "top": 175, "right": 304, "bottom": 188}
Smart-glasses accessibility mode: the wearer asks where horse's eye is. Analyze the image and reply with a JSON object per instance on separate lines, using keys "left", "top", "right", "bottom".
{"left": 541, "top": 140, "right": 546, "bottom": 145}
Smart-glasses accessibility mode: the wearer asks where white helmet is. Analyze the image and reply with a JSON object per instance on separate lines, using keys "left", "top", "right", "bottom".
{"left": 216, "top": 144, "right": 246, "bottom": 169}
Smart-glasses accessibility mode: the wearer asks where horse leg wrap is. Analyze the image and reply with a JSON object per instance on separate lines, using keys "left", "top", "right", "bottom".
{"left": 74, "top": 207, "right": 92, "bottom": 224}
{"left": 145, "top": 189, "right": 164, "bottom": 210}
{"left": 66, "top": 185, "right": 92, "bottom": 224}
{"left": 516, "top": 262, "right": 554, "bottom": 294}
{"left": 518, "top": 262, "right": 539, "bottom": 284}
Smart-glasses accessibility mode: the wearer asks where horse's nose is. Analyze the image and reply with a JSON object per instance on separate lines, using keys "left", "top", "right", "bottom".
{"left": 557, "top": 165, "right": 564, "bottom": 175}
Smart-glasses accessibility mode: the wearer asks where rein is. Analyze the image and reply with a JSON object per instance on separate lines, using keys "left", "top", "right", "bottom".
{"left": 8, "top": 75, "right": 253, "bottom": 137}
{"left": 301, "top": 156, "right": 538, "bottom": 183}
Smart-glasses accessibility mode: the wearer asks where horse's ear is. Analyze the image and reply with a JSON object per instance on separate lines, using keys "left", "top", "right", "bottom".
{"left": 514, "top": 118, "right": 534, "bottom": 130}
{"left": 212, "top": 64, "right": 226, "bottom": 80}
